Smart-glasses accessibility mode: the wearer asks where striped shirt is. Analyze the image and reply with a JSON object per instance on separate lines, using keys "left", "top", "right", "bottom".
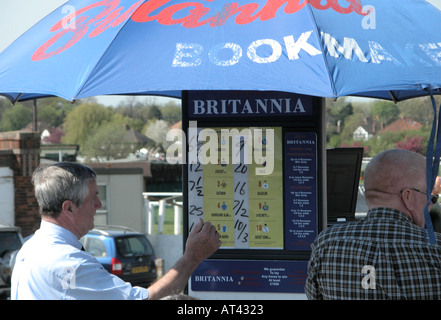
{"left": 305, "top": 208, "right": 441, "bottom": 299}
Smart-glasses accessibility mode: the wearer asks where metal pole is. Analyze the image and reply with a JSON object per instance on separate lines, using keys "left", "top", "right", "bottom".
{"left": 32, "top": 99, "right": 38, "bottom": 132}
{"left": 174, "top": 205, "right": 181, "bottom": 235}
{"left": 144, "top": 197, "right": 150, "bottom": 235}
{"left": 158, "top": 200, "right": 165, "bottom": 234}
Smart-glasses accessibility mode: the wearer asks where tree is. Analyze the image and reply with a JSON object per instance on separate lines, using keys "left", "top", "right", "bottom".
{"left": 364, "top": 135, "right": 395, "bottom": 157}
{"left": 398, "top": 96, "right": 435, "bottom": 126}
{"left": 0, "top": 104, "right": 32, "bottom": 131}
{"left": 82, "top": 121, "right": 133, "bottom": 161}
{"left": 161, "top": 100, "right": 181, "bottom": 124}
{"left": 339, "top": 112, "right": 365, "bottom": 142}
{"left": 0, "top": 97, "right": 10, "bottom": 120}
{"left": 114, "top": 98, "right": 177, "bottom": 131}
{"left": 371, "top": 101, "right": 399, "bottom": 130}
{"left": 396, "top": 135, "right": 425, "bottom": 154}
{"left": 144, "top": 119, "right": 171, "bottom": 151}
{"left": 147, "top": 105, "right": 163, "bottom": 120}
{"left": 62, "top": 102, "right": 114, "bottom": 146}
{"left": 115, "top": 96, "right": 144, "bottom": 119}
{"left": 326, "top": 98, "right": 353, "bottom": 132}
{"left": 37, "top": 97, "right": 78, "bottom": 128}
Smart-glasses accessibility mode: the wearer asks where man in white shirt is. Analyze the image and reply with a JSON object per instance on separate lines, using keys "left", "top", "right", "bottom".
{"left": 11, "top": 162, "right": 221, "bottom": 300}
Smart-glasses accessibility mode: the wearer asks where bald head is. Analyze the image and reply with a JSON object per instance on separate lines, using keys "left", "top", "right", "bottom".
{"left": 364, "top": 149, "right": 426, "bottom": 208}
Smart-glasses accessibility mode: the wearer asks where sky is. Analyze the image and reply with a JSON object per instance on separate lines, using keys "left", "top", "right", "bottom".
{"left": 0, "top": 0, "right": 178, "bottom": 107}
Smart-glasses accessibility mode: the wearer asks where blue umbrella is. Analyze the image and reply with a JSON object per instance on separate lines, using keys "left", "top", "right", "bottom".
{"left": 1, "top": 0, "right": 441, "bottom": 102}
{"left": 0, "top": 0, "right": 440, "bottom": 243}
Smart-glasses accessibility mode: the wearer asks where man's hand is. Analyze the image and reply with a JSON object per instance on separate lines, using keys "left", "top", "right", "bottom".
{"left": 147, "top": 219, "right": 220, "bottom": 300}
{"left": 184, "top": 219, "right": 221, "bottom": 265}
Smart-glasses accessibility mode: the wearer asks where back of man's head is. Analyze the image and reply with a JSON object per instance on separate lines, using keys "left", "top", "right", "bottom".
{"left": 32, "top": 162, "right": 97, "bottom": 218}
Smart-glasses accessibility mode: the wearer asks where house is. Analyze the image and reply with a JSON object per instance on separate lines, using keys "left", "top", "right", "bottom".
{"left": 0, "top": 127, "right": 181, "bottom": 236}
{"left": 380, "top": 117, "right": 422, "bottom": 133}
{"left": 85, "top": 162, "right": 150, "bottom": 233}
{"left": 21, "top": 121, "right": 52, "bottom": 141}
{"left": 169, "top": 120, "right": 182, "bottom": 130}
{"left": 40, "top": 144, "right": 79, "bottom": 162}
{"left": 353, "top": 126, "right": 370, "bottom": 141}
{"left": 85, "top": 160, "right": 182, "bottom": 232}
{"left": 353, "top": 118, "right": 378, "bottom": 141}
{"left": 123, "top": 124, "right": 155, "bottom": 149}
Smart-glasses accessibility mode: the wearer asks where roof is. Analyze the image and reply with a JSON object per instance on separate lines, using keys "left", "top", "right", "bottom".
{"left": 124, "top": 126, "right": 154, "bottom": 145}
{"left": 380, "top": 117, "right": 422, "bottom": 133}
{"left": 358, "top": 118, "right": 378, "bottom": 135}
{"left": 169, "top": 120, "right": 182, "bottom": 130}
{"left": 86, "top": 161, "right": 152, "bottom": 177}
{"left": 21, "top": 120, "right": 52, "bottom": 133}
{"left": 0, "top": 225, "right": 21, "bottom": 233}
{"left": 88, "top": 225, "right": 141, "bottom": 237}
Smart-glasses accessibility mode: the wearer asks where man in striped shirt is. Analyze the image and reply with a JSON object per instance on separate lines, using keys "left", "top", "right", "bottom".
{"left": 306, "top": 149, "right": 441, "bottom": 299}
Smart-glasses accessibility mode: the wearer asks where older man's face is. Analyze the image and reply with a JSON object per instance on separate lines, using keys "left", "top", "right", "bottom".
{"left": 75, "top": 180, "right": 102, "bottom": 237}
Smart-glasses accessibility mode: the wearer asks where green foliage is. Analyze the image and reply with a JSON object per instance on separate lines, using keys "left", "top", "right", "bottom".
{"left": 146, "top": 105, "right": 163, "bottom": 120}
{"left": 370, "top": 100, "right": 400, "bottom": 127}
{"left": 62, "top": 102, "right": 115, "bottom": 146}
{"left": 398, "top": 96, "right": 439, "bottom": 125}
{"left": 0, "top": 103, "right": 32, "bottom": 131}
{"left": 82, "top": 120, "right": 133, "bottom": 161}
{"left": 36, "top": 98, "right": 77, "bottom": 128}
{"left": 160, "top": 100, "right": 181, "bottom": 124}
{"left": 0, "top": 96, "right": 180, "bottom": 161}
{"left": 326, "top": 96, "right": 434, "bottom": 158}
{"left": 1, "top": 93, "right": 436, "bottom": 162}
{"left": 339, "top": 112, "right": 365, "bottom": 142}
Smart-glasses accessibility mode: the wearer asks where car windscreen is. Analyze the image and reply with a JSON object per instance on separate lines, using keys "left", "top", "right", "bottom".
{"left": 0, "top": 231, "right": 22, "bottom": 257}
{"left": 115, "top": 235, "right": 154, "bottom": 258}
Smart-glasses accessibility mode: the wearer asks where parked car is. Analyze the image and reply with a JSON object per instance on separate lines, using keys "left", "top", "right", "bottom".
{"left": 0, "top": 225, "right": 24, "bottom": 299}
{"left": 80, "top": 225, "right": 157, "bottom": 288}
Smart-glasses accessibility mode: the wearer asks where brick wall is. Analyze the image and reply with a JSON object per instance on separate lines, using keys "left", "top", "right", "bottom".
{"left": 0, "top": 131, "right": 40, "bottom": 237}
{"left": 14, "top": 175, "right": 40, "bottom": 236}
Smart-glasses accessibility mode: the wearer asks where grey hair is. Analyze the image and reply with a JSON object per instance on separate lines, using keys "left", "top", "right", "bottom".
{"left": 32, "top": 162, "right": 97, "bottom": 218}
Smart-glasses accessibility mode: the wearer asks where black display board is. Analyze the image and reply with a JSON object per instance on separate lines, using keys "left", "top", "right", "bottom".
{"left": 326, "top": 147, "right": 364, "bottom": 223}
{"left": 181, "top": 90, "right": 326, "bottom": 297}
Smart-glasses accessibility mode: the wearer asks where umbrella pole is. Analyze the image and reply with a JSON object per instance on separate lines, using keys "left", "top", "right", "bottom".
{"left": 32, "top": 99, "right": 38, "bottom": 132}
{"left": 425, "top": 90, "right": 441, "bottom": 245}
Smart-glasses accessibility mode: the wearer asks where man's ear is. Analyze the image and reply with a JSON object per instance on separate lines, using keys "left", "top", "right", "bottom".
{"left": 61, "top": 200, "right": 76, "bottom": 218}
{"left": 400, "top": 188, "right": 413, "bottom": 211}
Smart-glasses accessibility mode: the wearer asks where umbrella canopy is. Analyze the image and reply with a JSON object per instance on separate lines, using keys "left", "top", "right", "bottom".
{"left": 1, "top": 0, "right": 441, "bottom": 245}
{"left": 1, "top": 0, "right": 441, "bottom": 102}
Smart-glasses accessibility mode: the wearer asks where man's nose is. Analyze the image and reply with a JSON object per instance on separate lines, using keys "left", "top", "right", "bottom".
{"left": 95, "top": 197, "right": 102, "bottom": 209}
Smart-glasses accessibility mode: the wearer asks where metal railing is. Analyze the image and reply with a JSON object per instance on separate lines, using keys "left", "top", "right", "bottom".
{"left": 142, "top": 192, "right": 183, "bottom": 235}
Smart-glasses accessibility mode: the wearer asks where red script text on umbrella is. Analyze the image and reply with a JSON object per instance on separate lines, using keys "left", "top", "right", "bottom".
{"left": 32, "top": 0, "right": 367, "bottom": 61}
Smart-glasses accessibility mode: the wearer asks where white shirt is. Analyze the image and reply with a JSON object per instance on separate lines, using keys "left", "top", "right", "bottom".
{"left": 11, "top": 220, "right": 149, "bottom": 300}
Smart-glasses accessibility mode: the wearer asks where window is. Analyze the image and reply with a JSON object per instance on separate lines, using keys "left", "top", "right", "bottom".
{"left": 0, "top": 231, "right": 22, "bottom": 256}
{"left": 95, "top": 184, "right": 108, "bottom": 225}
{"left": 115, "top": 236, "right": 154, "bottom": 257}
{"left": 85, "top": 237, "right": 107, "bottom": 257}
{"left": 97, "top": 184, "right": 108, "bottom": 212}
